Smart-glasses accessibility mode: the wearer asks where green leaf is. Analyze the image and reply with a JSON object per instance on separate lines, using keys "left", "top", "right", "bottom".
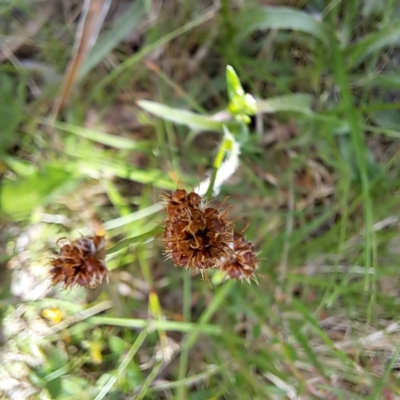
{"left": 138, "top": 100, "right": 240, "bottom": 132}
{"left": 235, "top": 6, "right": 331, "bottom": 46}
{"left": 1, "top": 164, "right": 77, "bottom": 219}
{"left": 72, "top": 157, "right": 175, "bottom": 190}
{"left": 256, "top": 93, "right": 313, "bottom": 114}
{"left": 0, "top": 74, "right": 23, "bottom": 152}
{"left": 49, "top": 120, "right": 150, "bottom": 151}
{"left": 79, "top": 1, "right": 147, "bottom": 78}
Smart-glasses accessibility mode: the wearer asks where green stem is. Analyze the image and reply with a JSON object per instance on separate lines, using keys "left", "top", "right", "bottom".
{"left": 136, "top": 360, "right": 163, "bottom": 400}
{"left": 89, "top": 316, "right": 222, "bottom": 335}
{"left": 205, "top": 136, "right": 230, "bottom": 198}
{"left": 176, "top": 273, "right": 192, "bottom": 400}
{"left": 94, "top": 328, "right": 148, "bottom": 400}
{"left": 183, "top": 280, "right": 234, "bottom": 351}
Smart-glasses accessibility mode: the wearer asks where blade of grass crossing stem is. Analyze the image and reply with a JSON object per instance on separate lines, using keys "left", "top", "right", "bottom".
{"left": 329, "top": 17, "right": 376, "bottom": 324}
{"left": 94, "top": 328, "right": 148, "bottom": 400}
{"left": 103, "top": 203, "right": 163, "bottom": 231}
{"left": 90, "top": 9, "right": 215, "bottom": 103}
{"left": 177, "top": 273, "right": 192, "bottom": 400}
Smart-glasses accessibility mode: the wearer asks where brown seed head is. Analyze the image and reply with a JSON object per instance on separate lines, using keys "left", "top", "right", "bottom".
{"left": 50, "top": 234, "right": 109, "bottom": 289}
{"left": 218, "top": 232, "right": 259, "bottom": 283}
{"left": 163, "top": 189, "right": 233, "bottom": 276}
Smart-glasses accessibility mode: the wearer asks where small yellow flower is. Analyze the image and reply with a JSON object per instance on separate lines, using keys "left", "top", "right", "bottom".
{"left": 41, "top": 307, "right": 65, "bottom": 324}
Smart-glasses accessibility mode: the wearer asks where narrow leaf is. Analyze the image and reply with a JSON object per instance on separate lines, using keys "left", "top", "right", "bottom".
{"left": 48, "top": 120, "right": 150, "bottom": 151}
{"left": 235, "top": 6, "right": 331, "bottom": 46}
{"left": 256, "top": 93, "right": 313, "bottom": 114}
{"left": 138, "top": 100, "right": 240, "bottom": 132}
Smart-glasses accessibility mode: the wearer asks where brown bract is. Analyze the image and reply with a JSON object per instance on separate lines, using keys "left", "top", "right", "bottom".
{"left": 219, "top": 232, "right": 259, "bottom": 283}
{"left": 50, "top": 234, "right": 109, "bottom": 289}
{"left": 163, "top": 189, "right": 233, "bottom": 279}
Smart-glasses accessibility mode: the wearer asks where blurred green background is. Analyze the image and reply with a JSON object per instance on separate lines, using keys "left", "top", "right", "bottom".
{"left": 2, "top": 0, "right": 400, "bottom": 398}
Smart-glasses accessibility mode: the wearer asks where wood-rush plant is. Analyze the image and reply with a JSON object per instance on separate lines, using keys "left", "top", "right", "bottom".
{"left": 139, "top": 66, "right": 260, "bottom": 284}
{"left": 49, "top": 65, "right": 264, "bottom": 292}
{"left": 49, "top": 65, "right": 313, "bottom": 289}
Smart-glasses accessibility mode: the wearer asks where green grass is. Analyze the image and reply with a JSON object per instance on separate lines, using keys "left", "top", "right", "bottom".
{"left": 2, "top": 0, "right": 400, "bottom": 399}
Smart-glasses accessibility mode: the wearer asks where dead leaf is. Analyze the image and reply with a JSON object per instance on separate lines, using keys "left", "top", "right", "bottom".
{"left": 52, "top": 0, "right": 111, "bottom": 116}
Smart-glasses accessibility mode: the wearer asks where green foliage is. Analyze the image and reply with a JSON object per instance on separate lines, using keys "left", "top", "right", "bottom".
{"left": 1, "top": 164, "right": 78, "bottom": 219}
{"left": 235, "top": 6, "right": 332, "bottom": 46}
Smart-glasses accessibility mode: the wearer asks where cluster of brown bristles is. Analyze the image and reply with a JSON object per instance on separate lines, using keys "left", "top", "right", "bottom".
{"left": 162, "top": 188, "right": 259, "bottom": 283}
{"left": 49, "top": 188, "right": 258, "bottom": 289}
{"left": 50, "top": 234, "right": 109, "bottom": 289}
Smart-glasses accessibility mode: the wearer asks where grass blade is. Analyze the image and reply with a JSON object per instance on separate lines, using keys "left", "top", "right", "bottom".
{"left": 329, "top": 20, "right": 376, "bottom": 320}
{"left": 235, "top": 6, "right": 331, "bottom": 46}
{"left": 89, "top": 316, "right": 222, "bottom": 335}
{"left": 256, "top": 93, "right": 313, "bottom": 114}
{"left": 46, "top": 119, "right": 150, "bottom": 151}
{"left": 138, "top": 100, "right": 240, "bottom": 132}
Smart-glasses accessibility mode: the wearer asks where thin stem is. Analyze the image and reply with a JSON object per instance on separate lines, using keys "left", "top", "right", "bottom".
{"left": 94, "top": 328, "right": 148, "bottom": 400}
{"left": 89, "top": 316, "right": 222, "bottom": 335}
{"left": 177, "top": 273, "right": 192, "bottom": 400}
{"left": 136, "top": 360, "right": 163, "bottom": 400}
{"left": 205, "top": 136, "right": 229, "bottom": 198}
{"left": 183, "top": 280, "right": 234, "bottom": 351}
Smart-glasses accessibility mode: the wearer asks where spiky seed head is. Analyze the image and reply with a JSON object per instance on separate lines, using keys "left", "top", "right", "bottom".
{"left": 50, "top": 234, "right": 109, "bottom": 289}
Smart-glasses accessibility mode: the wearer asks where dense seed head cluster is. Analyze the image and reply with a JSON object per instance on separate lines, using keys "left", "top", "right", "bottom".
{"left": 163, "top": 189, "right": 234, "bottom": 278}
{"left": 163, "top": 188, "right": 259, "bottom": 283}
{"left": 50, "top": 234, "right": 109, "bottom": 289}
{"left": 219, "top": 232, "right": 259, "bottom": 283}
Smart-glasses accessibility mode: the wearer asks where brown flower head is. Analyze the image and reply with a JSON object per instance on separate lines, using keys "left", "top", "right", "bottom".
{"left": 162, "top": 189, "right": 201, "bottom": 221}
{"left": 50, "top": 234, "right": 109, "bottom": 289}
{"left": 162, "top": 189, "right": 233, "bottom": 279}
{"left": 219, "top": 232, "right": 259, "bottom": 283}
